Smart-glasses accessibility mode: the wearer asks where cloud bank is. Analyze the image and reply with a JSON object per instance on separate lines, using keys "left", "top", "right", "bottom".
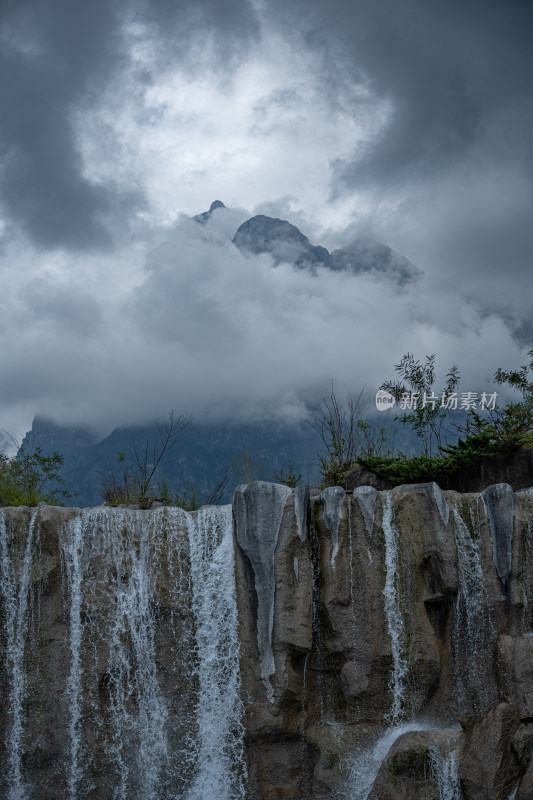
{"left": 0, "top": 209, "right": 526, "bottom": 438}
{"left": 0, "top": 0, "right": 531, "bottom": 438}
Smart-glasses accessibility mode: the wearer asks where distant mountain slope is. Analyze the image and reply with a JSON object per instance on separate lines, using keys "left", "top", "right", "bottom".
{"left": 20, "top": 407, "right": 424, "bottom": 508}
{"left": 21, "top": 416, "right": 324, "bottom": 507}
{"left": 331, "top": 237, "right": 423, "bottom": 285}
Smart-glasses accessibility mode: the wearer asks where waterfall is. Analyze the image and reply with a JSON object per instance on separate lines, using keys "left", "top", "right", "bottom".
{"left": 347, "top": 498, "right": 356, "bottom": 642}
{"left": 0, "top": 509, "right": 39, "bottom": 800}
{"left": 429, "top": 743, "right": 463, "bottom": 800}
{"left": 184, "top": 505, "right": 247, "bottom": 800}
{"left": 62, "top": 514, "right": 84, "bottom": 800}
{"left": 0, "top": 505, "right": 245, "bottom": 800}
{"left": 381, "top": 493, "right": 408, "bottom": 722}
{"left": 340, "top": 722, "right": 425, "bottom": 800}
{"left": 452, "top": 505, "right": 495, "bottom": 711}
{"left": 522, "top": 517, "right": 532, "bottom": 629}
{"left": 68, "top": 508, "right": 172, "bottom": 800}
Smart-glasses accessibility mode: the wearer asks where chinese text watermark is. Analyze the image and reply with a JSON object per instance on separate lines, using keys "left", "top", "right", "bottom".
{"left": 375, "top": 390, "right": 498, "bottom": 412}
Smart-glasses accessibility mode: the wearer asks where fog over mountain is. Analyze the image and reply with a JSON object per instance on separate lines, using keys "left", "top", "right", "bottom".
{"left": 232, "top": 209, "right": 422, "bottom": 284}
{"left": 0, "top": 0, "right": 531, "bottom": 442}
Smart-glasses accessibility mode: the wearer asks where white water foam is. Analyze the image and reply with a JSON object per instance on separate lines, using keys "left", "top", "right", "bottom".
{"left": 184, "top": 505, "right": 247, "bottom": 800}
{"left": 429, "top": 743, "right": 463, "bottom": 800}
{"left": 341, "top": 723, "right": 428, "bottom": 800}
{"left": 0, "top": 508, "right": 39, "bottom": 800}
{"left": 452, "top": 505, "right": 494, "bottom": 711}
{"left": 62, "top": 513, "right": 85, "bottom": 800}
{"left": 382, "top": 493, "right": 408, "bottom": 722}
{"left": 56, "top": 505, "right": 246, "bottom": 800}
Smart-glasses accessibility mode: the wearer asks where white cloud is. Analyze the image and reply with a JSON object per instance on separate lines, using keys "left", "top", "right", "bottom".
{"left": 73, "top": 19, "right": 389, "bottom": 234}
{"left": 0, "top": 214, "right": 525, "bottom": 442}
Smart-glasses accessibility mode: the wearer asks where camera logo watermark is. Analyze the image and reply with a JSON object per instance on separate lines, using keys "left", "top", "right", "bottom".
{"left": 375, "top": 390, "right": 396, "bottom": 411}
{"left": 375, "top": 390, "right": 498, "bottom": 412}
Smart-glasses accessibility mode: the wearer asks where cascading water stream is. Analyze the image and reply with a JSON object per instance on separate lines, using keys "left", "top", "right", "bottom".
{"left": 0, "top": 505, "right": 246, "bottom": 800}
{"left": 0, "top": 508, "right": 39, "bottom": 800}
{"left": 522, "top": 517, "right": 532, "bottom": 629}
{"left": 340, "top": 494, "right": 413, "bottom": 798}
{"left": 347, "top": 499, "right": 357, "bottom": 643}
{"left": 341, "top": 722, "right": 426, "bottom": 800}
{"left": 429, "top": 743, "right": 463, "bottom": 800}
{"left": 339, "top": 493, "right": 412, "bottom": 799}
{"left": 309, "top": 502, "right": 328, "bottom": 722}
{"left": 381, "top": 493, "right": 408, "bottom": 723}
{"left": 184, "top": 505, "right": 247, "bottom": 800}
{"left": 62, "top": 514, "right": 84, "bottom": 800}
{"left": 85, "top": 508, "right": 169, "bottom": 800}
{"left": 452, "top": 505, "right": 495, "bottom": 711}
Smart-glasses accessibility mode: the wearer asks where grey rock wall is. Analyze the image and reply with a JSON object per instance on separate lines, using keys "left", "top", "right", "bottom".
{"left": 233, "top": 481, "right": 533, "bottom": 799}
{"left": 1, "top": 480, "right": 532, "bottom": 799}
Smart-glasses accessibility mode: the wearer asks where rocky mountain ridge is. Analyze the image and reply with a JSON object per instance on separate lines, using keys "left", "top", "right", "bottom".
{"left": 196, "top": 200, "right": 423, "bottom": 284}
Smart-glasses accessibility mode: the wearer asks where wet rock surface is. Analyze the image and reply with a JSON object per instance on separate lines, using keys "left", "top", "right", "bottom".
{"left": 233, "top": 481, "right": 533, "bottom": 798}
{"left": 1, "top": 481, "right": 533, "bottom": 799}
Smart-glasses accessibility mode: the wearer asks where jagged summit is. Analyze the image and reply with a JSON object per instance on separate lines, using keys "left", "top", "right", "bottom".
{"left": 193, "top": 200, "right": 226, "bottom": 225}
{"left": 232, "top": 215, "right": 332, "bottom": 270}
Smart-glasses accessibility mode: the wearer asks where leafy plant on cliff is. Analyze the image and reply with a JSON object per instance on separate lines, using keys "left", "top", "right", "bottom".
{"left": 361, "top": 350, "right": 533, "bottom": 486}
{"left": 0, "top": 437, "right": 71, "bottom": 506}
{"left": 273, "top": 462, "right": 301, "bottom": 488}
{"left": 381, "top": 353, "right": 460, "bottom": 457}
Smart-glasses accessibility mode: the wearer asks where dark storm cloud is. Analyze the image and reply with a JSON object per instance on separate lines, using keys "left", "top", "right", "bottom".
{"left": 269, "top": 0, "right": 533, "bottom": 186}
{"left": 0, "top": 0, "right": 258, "bottom": 250}
{"left": 0, "top": 0, "right": 125, "bottom": 248}
{"left": 265, "top": 0, "right": 533, "bottom": 327}
{"left": 144, "top": 0, "right": 260, "bottom": 67}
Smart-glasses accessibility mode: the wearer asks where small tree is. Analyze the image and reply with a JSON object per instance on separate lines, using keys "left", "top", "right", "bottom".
{"left": 480, "top": 347, "right": 533, "bottom": 451}
{"left": 273, "top": 462, "right": 301, "bottom": 488}
{"left": 310, "top": 385, "right": 392, "bottom": 485}
{"left": 232, "top": 452, "right": 264, "bottom": 484}
{"left": 452, "top": 348, "right": 533, "bottom": 456}
{"left": 381, "top": 353, "right": 460, "bottom": 457}
{"left": 101, "top": 411, "right": 191, "bottom": 507}
{"left": 494, "top": 347, "right": 533, "bottom": 400}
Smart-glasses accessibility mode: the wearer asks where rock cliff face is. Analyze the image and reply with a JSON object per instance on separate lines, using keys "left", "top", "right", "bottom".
{"left": 1, "top": 481, "right": 532, "bottom": 799}
{"left": 232, "top": 481, "right": 533, "bottom": 800}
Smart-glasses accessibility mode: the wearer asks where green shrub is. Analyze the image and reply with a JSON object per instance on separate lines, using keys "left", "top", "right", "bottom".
{"left": 360, "top": 402, "right": 533, "bottom": 487}
{"left": 273, "top": 462, "right": 301, "bottom": 488}
{"left": 0, "top": 444, "right": 71, "bottom": 506}
{"left": 353, "top": 350, "right": 533, "bottom": 487}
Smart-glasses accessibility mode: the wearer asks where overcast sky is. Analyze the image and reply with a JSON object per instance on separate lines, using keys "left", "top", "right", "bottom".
{"left": 1, "top": 0, "right": 532, "bottom": 439}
